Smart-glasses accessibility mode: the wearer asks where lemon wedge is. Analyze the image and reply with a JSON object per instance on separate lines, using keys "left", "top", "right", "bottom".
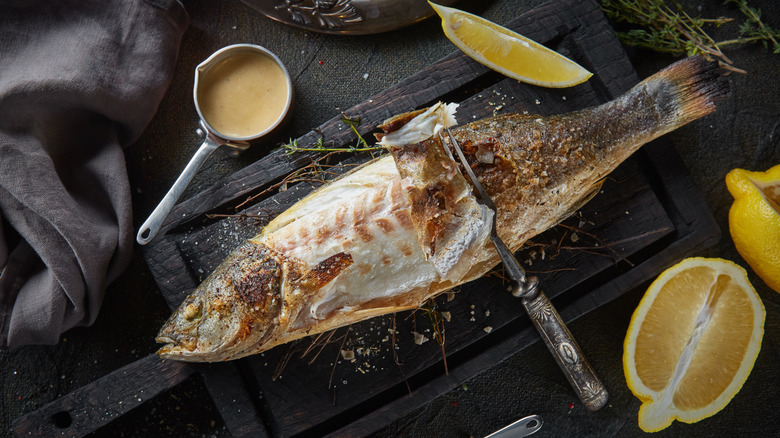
{"left": 726, "top": 164, "right": 780, "bottom": 292}
{"left": 623, "top": 257, "right": 765, "bottom": 432}
{"left": 428, "top": 1, "right": 592, "bottom": 88}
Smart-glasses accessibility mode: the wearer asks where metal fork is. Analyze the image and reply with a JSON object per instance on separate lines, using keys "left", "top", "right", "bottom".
{"left": 441, "top": 127, "right": 608, "bottom": 411}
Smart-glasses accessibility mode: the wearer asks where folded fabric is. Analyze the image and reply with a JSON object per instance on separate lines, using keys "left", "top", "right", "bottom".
{"left": 0, "top": 0, "right": 188, "bottom": 348}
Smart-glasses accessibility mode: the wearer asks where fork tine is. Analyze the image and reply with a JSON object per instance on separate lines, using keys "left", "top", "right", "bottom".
{"left": 442, "top": 128, "right": 497, "bottom": 211}
{"left": 442, "top": 129, "right": 522, "bottom": 281}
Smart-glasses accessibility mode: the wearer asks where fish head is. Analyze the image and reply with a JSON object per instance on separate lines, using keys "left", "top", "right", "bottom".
{"left": 155, "top": 284, "right": 262, "bottom": 362}
{"left": 156, "top": 242, "right": 284, "bottom": 362}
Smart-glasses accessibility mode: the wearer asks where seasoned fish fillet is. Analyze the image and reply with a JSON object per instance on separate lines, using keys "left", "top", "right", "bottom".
{"left": 157, "top": 56, "right": 728, "bottom": 362}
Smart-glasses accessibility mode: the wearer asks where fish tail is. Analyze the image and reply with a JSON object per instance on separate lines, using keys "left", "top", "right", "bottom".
{"left": 639, "top": 55, "right": 729, "bottom": 134}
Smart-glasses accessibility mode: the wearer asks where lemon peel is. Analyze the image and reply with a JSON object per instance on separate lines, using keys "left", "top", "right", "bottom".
{"left": 726, "top": 164, "right": 780, "bottom": 292}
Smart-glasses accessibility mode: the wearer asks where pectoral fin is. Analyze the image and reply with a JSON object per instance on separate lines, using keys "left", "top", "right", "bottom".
{"left": 302, "top": 252, "right": 354, "bottom": 289}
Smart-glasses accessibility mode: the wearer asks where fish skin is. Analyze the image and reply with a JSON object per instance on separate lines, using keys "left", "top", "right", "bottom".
{"left": 157, "top": 56, "right": 728, "bottom": 362}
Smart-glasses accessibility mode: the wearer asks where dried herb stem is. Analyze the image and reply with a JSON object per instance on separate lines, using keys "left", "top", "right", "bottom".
{"left": 600, "top": 0, "right": 779, "bottom": 73}
{"left": 235, "top": 151, "right": 358, "bottom": 210}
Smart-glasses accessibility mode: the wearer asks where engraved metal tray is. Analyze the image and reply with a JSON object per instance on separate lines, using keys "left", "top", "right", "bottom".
{"left": 239, "top": 0, "right": 457, "bottom": 34}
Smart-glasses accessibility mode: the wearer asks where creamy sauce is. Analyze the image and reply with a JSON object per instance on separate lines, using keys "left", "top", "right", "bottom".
{"left": 197, "top": 52, "right": 289, "bottom": 138}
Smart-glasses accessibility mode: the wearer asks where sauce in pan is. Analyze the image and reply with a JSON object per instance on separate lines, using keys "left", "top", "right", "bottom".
{"left": 197, "top": 51, "right": 289, "bottom": 138}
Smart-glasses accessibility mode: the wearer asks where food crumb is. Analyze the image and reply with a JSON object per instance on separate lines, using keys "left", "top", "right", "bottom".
{"left": 412, "top": 331, "right": 429, "bottom": 345}
{"left": 483, "top": 326, "right": 493, "bottom": 333}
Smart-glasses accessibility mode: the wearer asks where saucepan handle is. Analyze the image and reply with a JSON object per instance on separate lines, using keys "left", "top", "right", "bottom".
{"left": 136, "top": 137, "right": 220, "bottom": 245}
{"left": 518, "top": 280, "right": 609, "bottom": 411}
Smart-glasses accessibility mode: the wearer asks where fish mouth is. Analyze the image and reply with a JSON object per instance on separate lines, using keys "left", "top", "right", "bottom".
{"left": 155, "top": 334, "right": 182, "bottom": 358}
{"left": 155, "top": 334, "right": 177, "bottom": 349}
{"left": 155, "top": 343, "right": 175, "bottom": 358}
{"left": 155, "top": 335, "right": 202, "bottom": 360}
{"left": 155, "top": 334, "right": 174, "bottom": 344}
{"left": 155, "top": 320, "right": 200, "bottom": 358}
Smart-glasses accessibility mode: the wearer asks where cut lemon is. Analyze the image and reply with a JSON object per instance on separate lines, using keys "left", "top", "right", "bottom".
{"left": 623, "top": 257, "right": 765, "bottom": 432}
{"left": 428, "top": 2, "right": 592, "bottom": 88}
{"left": 726, "top": 164, "right": 780, "bottom": 292}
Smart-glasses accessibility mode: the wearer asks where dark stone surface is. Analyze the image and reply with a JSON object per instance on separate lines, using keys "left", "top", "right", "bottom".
{"left": 2, "top": 0, "right": 778, "bottom": 437}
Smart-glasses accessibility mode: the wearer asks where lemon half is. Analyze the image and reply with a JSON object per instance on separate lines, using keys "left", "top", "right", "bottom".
{"left": 428, "top": 2, "right": 592, "bottom": 88}
{"left": 727, "top": 164, "right": 780, "bottom": 292}
{"left": 623, "top": 257, "right": 765, "bottom": 432}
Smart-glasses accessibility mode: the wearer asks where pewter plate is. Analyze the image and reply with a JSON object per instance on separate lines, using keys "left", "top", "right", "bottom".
{"left": 239, "top": 0, "right": 457, "bottom": 35}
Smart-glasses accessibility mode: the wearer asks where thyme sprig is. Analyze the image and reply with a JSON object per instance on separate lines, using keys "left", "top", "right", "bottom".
{"left": 600, "top": 0, "right": 780, "bottom": 73}
{"left": 282, "top": 114, "right": 385, "bottom": 154}
{"left": 723, "top": 0, "right": 780, "bottom": 50}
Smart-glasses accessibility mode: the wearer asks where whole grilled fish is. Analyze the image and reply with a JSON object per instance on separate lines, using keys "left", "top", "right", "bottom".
{"left": 157, "top": 56, "right": 727, "bottom": 362}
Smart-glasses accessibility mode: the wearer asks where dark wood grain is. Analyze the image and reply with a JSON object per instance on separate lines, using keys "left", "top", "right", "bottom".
{"left": 11, "top": 355, "right": 195, "bottom": 438}
{"left": 198, "top": 363, "right": 271, "bottom": 438}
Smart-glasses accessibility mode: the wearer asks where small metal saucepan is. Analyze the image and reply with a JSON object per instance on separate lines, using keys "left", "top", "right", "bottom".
{"left": 137, "top": 44, "right": 293, "bottom": 245}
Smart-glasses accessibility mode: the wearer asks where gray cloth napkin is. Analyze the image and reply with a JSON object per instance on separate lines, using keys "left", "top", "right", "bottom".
{"left": 0, "top": 0, "right": 188, "bottom": 348}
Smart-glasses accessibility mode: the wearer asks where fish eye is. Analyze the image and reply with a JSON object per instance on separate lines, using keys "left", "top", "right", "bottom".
{"left": 181, "top": 298, "right": 203, "bottom": 322}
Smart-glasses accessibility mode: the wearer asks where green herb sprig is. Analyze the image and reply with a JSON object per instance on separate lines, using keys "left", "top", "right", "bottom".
{"left": 600, "top": 0, "right": 780, "bottom": 73}
{"left": 282, "top": 114, "right": 385, "bottom": 154}
{"left": 723, "top": 0, "right": 780, "bottom": 51}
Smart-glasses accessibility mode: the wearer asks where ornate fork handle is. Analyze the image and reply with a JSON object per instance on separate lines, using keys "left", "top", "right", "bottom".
{"left": 498, "top": 233, "right": 608, "bottom": 411}
{"left": 516, "top": 276, "right": 609, "bottom": 411}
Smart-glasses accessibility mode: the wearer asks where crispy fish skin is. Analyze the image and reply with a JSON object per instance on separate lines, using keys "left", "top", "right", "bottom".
{"left": 157, "top": 56, "right": 728, "bottom": 362}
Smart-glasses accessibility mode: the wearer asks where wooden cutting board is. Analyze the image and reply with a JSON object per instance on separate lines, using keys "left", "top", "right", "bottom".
{"left": 13, "top": 0, "right": 719, "bottom": 436}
